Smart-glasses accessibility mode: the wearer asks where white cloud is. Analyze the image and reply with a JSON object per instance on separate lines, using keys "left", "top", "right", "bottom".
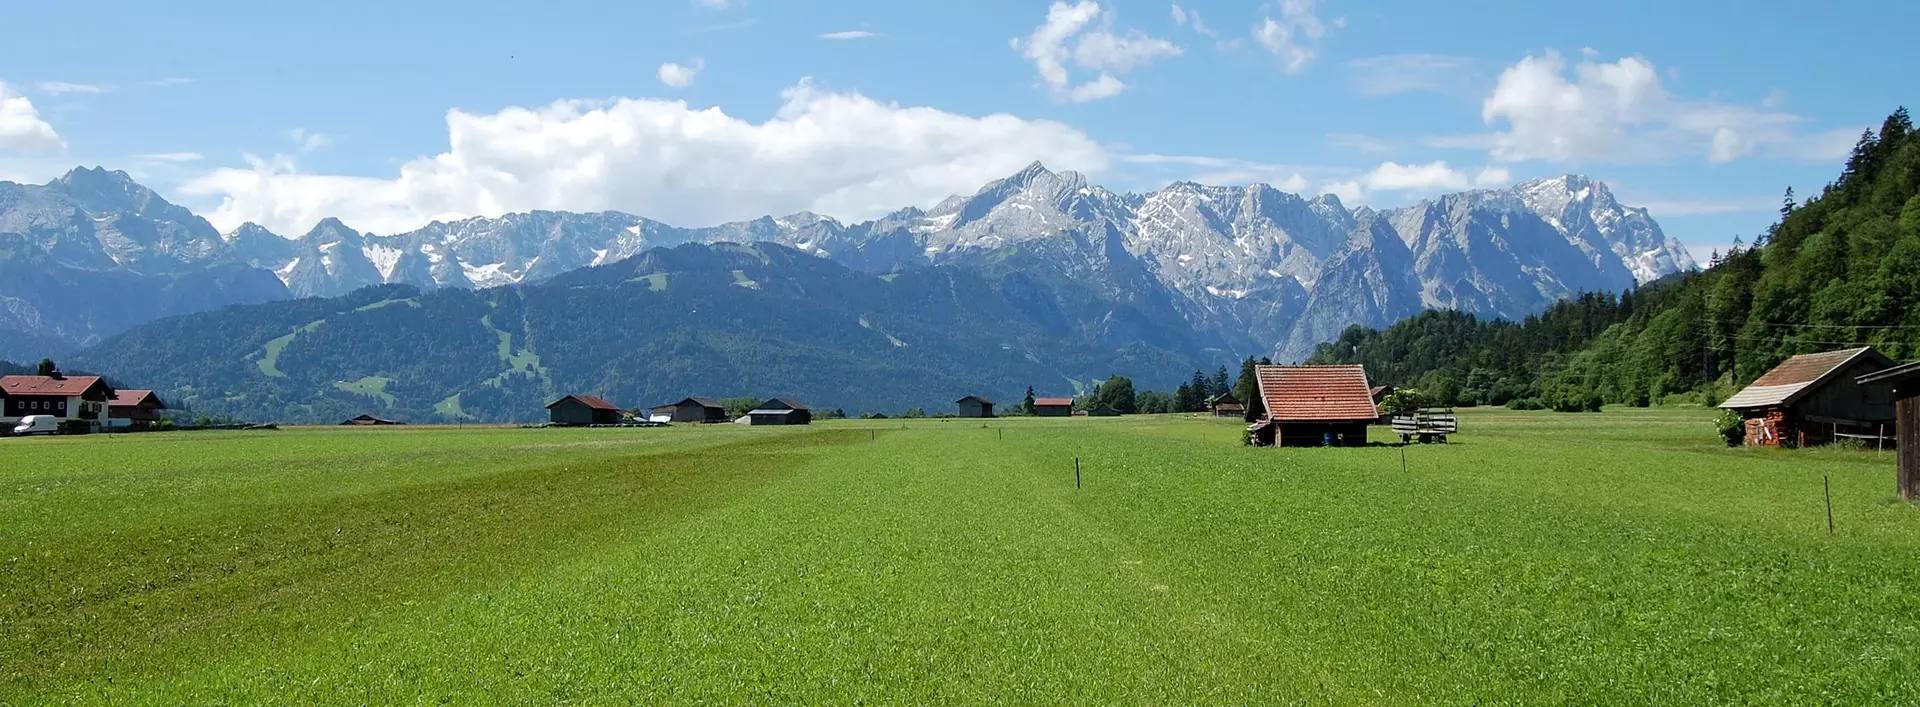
{"left": 1253, "top": 0, "right": 1328, "bottom": 74}
{"left": 1170, "top": 3, "right": 1217, "bottom": 38}
{"left": 1482, "top": 50, "right": 1844, "bottom": 165}
{"left": 287, "top": 128, "right": 331, "bottom": 152}
{"left": 1013, "top": 1, "right": 1181, "bottom": 103}
{"left": 658, "top": 59, "right": 704, "bottom": 89}
{"left": 819, "top": 30, "right": 880, "bottom": 40}
{"left": 178, "top": 80, "right": 1110, "bottom": 236}
{"left": 1343, "top": 54, "right": 1480, "bottom": 97}
{"left": 34, "top": 81, "right": 106, "bottom": 95}
{"left": 1316, "top": 161, "right": 1509, "bottom": 204}
{"left": 1274, "top": 172, "right": 1310, "bottom": 193}
{"left": 133, "top": 152, "right": 205, "bottom": 163}
{"left": 0, "top": 80, "right": 64, "bottom": 152}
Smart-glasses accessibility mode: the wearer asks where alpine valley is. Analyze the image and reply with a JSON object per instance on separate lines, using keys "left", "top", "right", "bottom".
{"left": 1, "top": 164, "right": 1694, "bottom": 422}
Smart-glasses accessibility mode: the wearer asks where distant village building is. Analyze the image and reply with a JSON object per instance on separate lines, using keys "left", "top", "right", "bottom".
{"left": 1033, "top": 397, "right": 1075, "bottom": 417}
{"left": 1248, "top": 364, "right": 1380, "bottom": 447}
{"left": 652, "top": 397, "right": 729, "bottom": 424}
{"left": 1370, "top": 385, "right": 1396, "bottom": 424}
{"left": 1210, "top": 393, "right": 1245, "bottom": 418}
{"left": 741, "top": 398, "right": 811, "bottom": 426}
{"left": 1858, "top": 361, "right": 1920, "bottom": 500}
{"left": 1, "top": 374, "right": 113, "bottom": 431}
{"left": 1085, "top": 405, "right": 1121, "bottom": 417}
{"left": 547, "top": 395, "right": 622, "bottom": 426}
{"left": 1721, "top": 347, "right": 1896, "bottom": 448}
{"left": 341, "top": 414, "right": 404, "bottom": 426}
{"left": 108, "top": 389, "right": 168, "bottom": 429}
{"left": 956, "top": 396, "right": 996, "bottom": 419}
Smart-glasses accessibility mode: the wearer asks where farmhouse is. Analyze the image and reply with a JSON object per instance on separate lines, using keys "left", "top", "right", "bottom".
{"left": 1210, "top": 393, "right": 1245, "bottom": 418}
{"left": 1721, "top": 347, "right": 1897, "bottom": 448}
{"left": 956, "top": 395, "right": 996, "bottom": 418}
{"left": 547, "top": 395, "right": 623, "bottom": 426}
{"left": 1856, "top": 361, "right": 1920, "bottom": 500}
{"left": 1, "top": 374, "right": 113, "bottom": 430}
{"left": 1248, "top": 364, "right": 1380, "bottom": 447}
{"left": 652, "top": 397, "right": 728, "bottom": 423}
{"left": 107, "top": 389, "right": 168, "bottom": 429}
{"left": 741, "top": 398, "right": 811, "bottom": 426}
{"left": 341, "top": 414, "right": 404, "bottom": 426}
{"left": 1033, "top": 397, "right": 1074, "bottom": 417}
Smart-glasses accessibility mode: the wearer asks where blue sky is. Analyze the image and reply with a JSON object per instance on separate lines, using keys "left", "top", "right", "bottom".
{"left": 1, "top": 0, "right": 1913, "bottom": 259}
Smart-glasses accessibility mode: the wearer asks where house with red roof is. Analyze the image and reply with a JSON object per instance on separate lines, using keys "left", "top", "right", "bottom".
{"left": 1248, "top": 364, "right": 1380, "bottom": 447}
{"left": 547, "top": 395, "right": 623, "bottom": 426}
{"left": 1721, "top": 347, "right": 1898, "bottom": 447}
{"left": 1, "top": 373, "right": 115, "bottom": 430}
{"left": 107, "top": 389, "right": 168, "bottom": 429}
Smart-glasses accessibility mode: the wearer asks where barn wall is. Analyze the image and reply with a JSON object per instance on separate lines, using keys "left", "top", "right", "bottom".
{"left": 1799, "top": 360, "right": 1898, "bottom": 424}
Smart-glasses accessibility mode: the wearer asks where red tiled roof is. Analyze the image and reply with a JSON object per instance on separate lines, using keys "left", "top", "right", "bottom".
{"left": 1256, "top": 365, "right": 1379, "bottom": 422}
{"left": 549, "top": 395, "right": 620, "bottom": 411}
{"left": 109, "top": 389, "right": 165, "bottom": 408}
{"left": 1723, "top": 347, "right": 1895, "bottom": 410}
{"left": 1, "top": 375, "right": 107, "bottom": 397}
{"left": 1033, "top": 397, "right": 1075, "bottom": 407}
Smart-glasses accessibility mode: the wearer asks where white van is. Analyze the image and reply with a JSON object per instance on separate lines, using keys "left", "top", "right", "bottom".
{"left": 11, "top": 415, "right": 58, "bottom": 436}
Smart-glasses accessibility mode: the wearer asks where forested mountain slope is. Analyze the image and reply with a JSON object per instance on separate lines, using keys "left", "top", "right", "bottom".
{"left": 70, "top": 242, "right": 1224, "bottom": 422}
{"left": 1309, "top": 108, "right": 1920, "bottom": 408}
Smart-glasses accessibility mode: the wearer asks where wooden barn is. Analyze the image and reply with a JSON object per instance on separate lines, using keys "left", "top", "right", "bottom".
{"left": 341, "top": 414, "right": 404, "bottom": 426}
{"left": 1720, "top": 347, "right": 1897, "bottom": 448}
{"left": 548, "top": 395, "right": 622, "bottom": 426}
{"left": 652, "top": 397, "right": 728, "bottom": 423}
{"left": 1248, "top": 364, "right": 1380, "bottom": 447}
{"left": 1370, "top": 385, "right": 1395, "bottom": 424}
{"left": 956, "top": 396, "right": 996, "bottom": 418}
{"left": 1033, "top": 397, "right": 1074, "bottom": 417}
{"left": 742, "top": 398, "right": 811, "bottom": 426}
{"left": 1210, "top": 393, "right": 1245, "bottom": 418}
{"left": 1857, "top": 361, "right": 1920, "bottom": 500}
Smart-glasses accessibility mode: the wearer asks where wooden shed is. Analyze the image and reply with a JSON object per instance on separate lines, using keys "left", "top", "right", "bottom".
{"left": 1210, "top": 393, "right": 1245, "bottom": 418}
{"left": 1033, "top": 397, "right": 1074, "bottom": 417}
{"left": 1249, "top": 364, "right": 1380, "bottom": 447}
{"left": 548, "top": 395, "right": 622, "bottom": 426}
{"left": 743, "top": 398, "right": 811, "bottom": 425}
{"left": 956, "top": 396, "right": 996, "bottom": 419}
{"left": 1857, "top": 361, "right": 1920, "bottom": 500}
{"left": 1720, "top": 347, "right": 1897, "bottom": 448}
{"left": 653, "top": 397, "right": 728, "bottom": 423}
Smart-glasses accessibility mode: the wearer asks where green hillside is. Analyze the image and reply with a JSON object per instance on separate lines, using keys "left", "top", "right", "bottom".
{"left": 71, "top": 242, "right": 1227, "bottom": 423}
{"left": 1311, "top": 108, "right": 1920, "bottom": 407}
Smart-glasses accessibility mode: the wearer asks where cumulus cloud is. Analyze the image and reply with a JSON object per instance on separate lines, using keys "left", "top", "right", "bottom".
{"left": 1013, "top": 1, "right": 1181, "bottom": 103}
{"left": 658, "top": 59, "right": 704, "bottom": 89}
{"left": 178, "top": 80, "right": 1110, "bottom": 235}
{"left": 0, "top": 80, "right": 64, "bottom": 152}
{"left": 1254, "top": 0, "right": 1328, "bottom": 74}
{"left": 819, "top": 30, "right": 880, "bottom": 40}
{"left": 1482, "top": 50, "right": 1848, "bottom": 164}
{"left": 1317, "top": 161, "right": 1510, "bottom": 204}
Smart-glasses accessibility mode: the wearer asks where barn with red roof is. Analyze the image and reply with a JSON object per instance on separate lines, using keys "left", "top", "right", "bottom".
{"left": 1248, "top": 364, "right": 1380, "bottom": 447}
{"left": 1721, "top": 347, "right": 1898, "bottom": 447}
{"left": 547, "top": 395, "right": 624, "bottom": 426}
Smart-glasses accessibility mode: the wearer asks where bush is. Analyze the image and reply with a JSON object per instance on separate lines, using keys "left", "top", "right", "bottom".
{"left": 1507, "top": 397, "right": 1546, "bottom": 411}
{"left": 1714, "top": 410, "right": 1745, "bottom": 447}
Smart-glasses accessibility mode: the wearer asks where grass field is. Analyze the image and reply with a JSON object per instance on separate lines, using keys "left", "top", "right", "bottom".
{"left": 4, "top": 407, "right": 1919, "bottom": 703}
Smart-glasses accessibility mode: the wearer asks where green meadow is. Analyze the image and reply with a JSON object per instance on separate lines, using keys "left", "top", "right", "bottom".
{"left": 4, "top": 408, "right": 1918, "bottom": 704}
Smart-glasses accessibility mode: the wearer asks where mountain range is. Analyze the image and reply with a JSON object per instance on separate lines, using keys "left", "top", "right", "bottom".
{"left": 0, "top": 164, "right": 1693, "bottom": 368}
